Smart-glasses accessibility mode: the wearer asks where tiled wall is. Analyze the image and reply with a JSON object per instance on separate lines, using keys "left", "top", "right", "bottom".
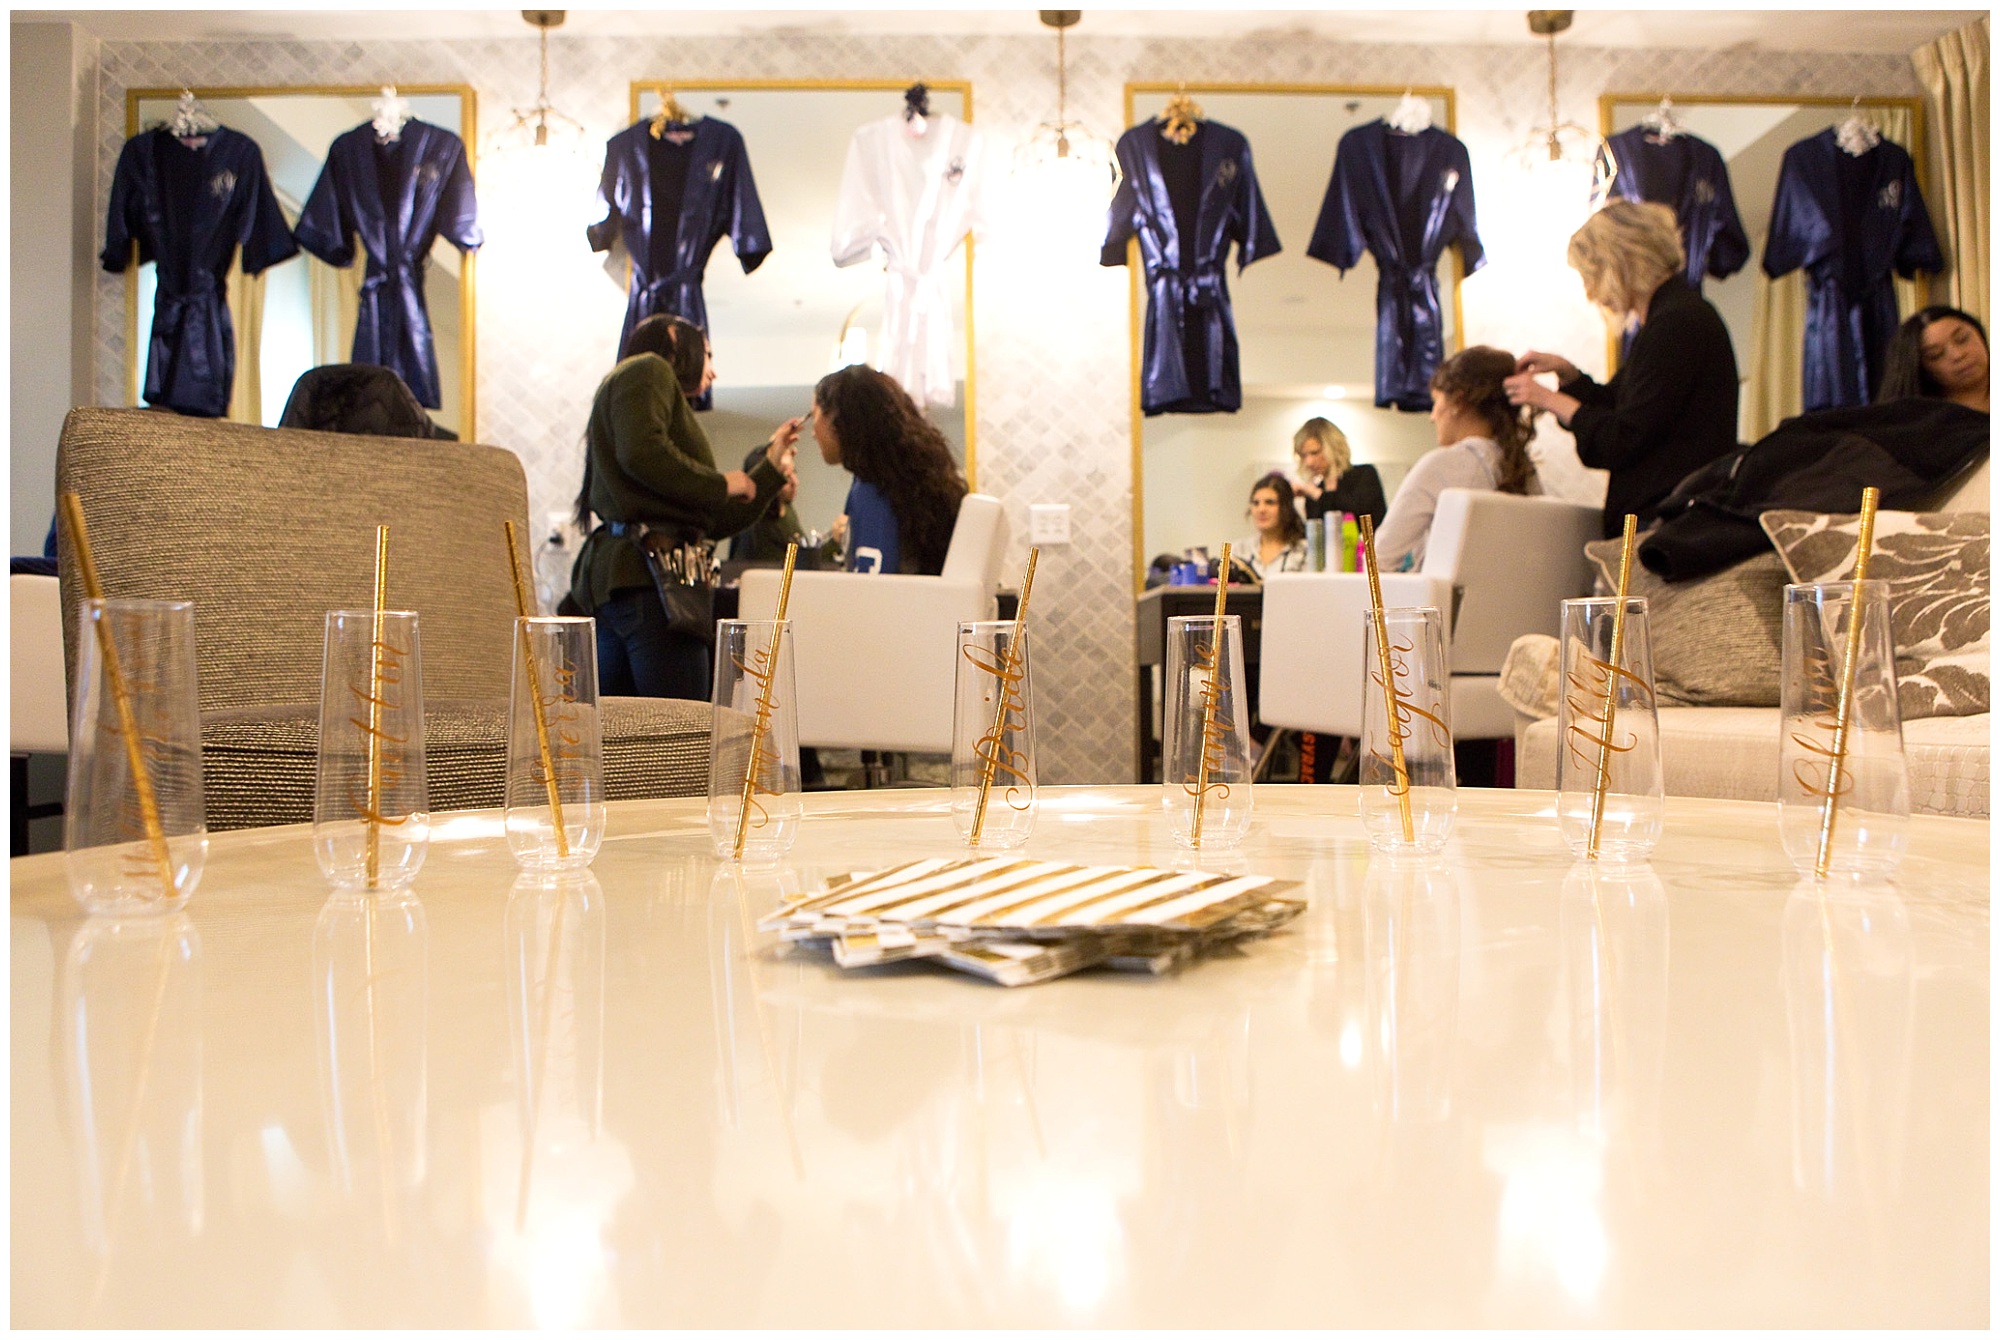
{"left": 87, "top": 30, "right": 1921, "bottom": 784}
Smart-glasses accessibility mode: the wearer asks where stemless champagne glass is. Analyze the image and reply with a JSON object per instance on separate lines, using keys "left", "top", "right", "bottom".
{"left": 951, "top": 619, "right": 1037, "bottom": 849}
{"left": 1162, "top": 614, "right": 1253, "bottom": 849}
{"left": 314, "top": 609, "right": 429, "bottom": 891}
{"left": 1357, "top": 606, "right": 1455, "bottom": 854}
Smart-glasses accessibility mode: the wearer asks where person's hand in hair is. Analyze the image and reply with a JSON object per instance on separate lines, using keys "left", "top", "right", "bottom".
{"left": 1512, "top": 350, "right": 1580, "bottom": 383}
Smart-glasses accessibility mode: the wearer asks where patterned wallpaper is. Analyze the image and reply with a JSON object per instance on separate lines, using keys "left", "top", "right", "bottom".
{"left": 88, "top": 30, "right": 1922, "bottom": 784}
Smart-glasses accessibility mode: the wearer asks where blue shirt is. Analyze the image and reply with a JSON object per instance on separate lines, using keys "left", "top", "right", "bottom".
{"left": 843, "top": 479, "right": 901, "bottom": 574}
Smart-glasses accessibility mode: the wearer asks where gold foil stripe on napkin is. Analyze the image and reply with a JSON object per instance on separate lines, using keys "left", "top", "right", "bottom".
{"left": 810, "top": 858, "right": 1042, "bottom": 921}
{"left": 758, "top": 858, "right": 953, "bottom": 927}
{"left": 951, "top": 865, "right": 1174, "bottom": 928}
{"left": 778, "top": 858, "right": 1289, "bottom": 937}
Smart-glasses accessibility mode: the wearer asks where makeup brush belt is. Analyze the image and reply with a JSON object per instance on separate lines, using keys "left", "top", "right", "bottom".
{"left": 608, "top": 521, "right": 719, "bottom": 644}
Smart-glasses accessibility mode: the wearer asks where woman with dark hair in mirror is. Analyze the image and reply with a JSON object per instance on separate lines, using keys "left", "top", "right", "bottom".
{"left": 570, "top": 313, "right": 802, "bottom": 700}
{"left": 811, "top": 365, "right": 968, "bottom": 576}
{"left": 1234, "top": 472, "right": 1309, "bottom": 579}
{"left": 1879, "top": 305, "right": 1989, "bottom": 412}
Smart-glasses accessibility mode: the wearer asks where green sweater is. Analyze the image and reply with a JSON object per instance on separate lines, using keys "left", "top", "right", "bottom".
{"left": 570, "top": 354, "right": 784, "bottom": 612}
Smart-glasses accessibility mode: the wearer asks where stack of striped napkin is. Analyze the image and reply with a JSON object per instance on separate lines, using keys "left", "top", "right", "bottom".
{"left": 760, "top": 857, "right": 1304, "bottom": 987}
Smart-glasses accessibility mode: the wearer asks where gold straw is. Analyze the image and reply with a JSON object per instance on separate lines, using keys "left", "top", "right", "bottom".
{"left": 733, "top": 543, "right": 798, "bottom": 860}
{"left": 1587, "top": 514, "right": 1640, "bottom": 859}
{"left": 1359, "top": 516, "right": 1414, "bottom": 844}
{"left": 1190, "top": 543, "right": 1233, "bottom": 848}
{"left": 1815, "top": 488, "right": 1881, "bottom": 879}
{"left": 58, "top": 492, "right": 175, "bottom": 900}
{"left": 969, "top": 547, "right": 1040, "bottom": 846}
{"left": 503, "top": 521, "right": 569, "bottom": 859}
{"left": 365, "top": 526, "right": 390, "bottom": 888}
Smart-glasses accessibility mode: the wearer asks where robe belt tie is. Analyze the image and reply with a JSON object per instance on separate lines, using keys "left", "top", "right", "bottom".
{"left": 1154, "top": 268, "right": 1227, "bottom": 313}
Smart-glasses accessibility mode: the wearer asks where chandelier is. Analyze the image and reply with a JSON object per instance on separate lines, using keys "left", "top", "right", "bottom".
{"left": 489, "top": 10, "right": 586, "bottom": 156}
{"left": 1507, "top": 11, "right": 1611, "bottom": 178}
{"left": 1014, "top": 10, "right": 1121, "bottom": 225}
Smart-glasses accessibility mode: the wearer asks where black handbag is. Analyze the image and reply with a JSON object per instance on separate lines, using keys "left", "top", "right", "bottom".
{"left": 628, "top": 524, "right": 719, "bottom": 645}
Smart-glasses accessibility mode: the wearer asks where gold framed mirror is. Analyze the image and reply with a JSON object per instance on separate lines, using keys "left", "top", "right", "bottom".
{"left": 1598, "top": 93, "right": 1929, "bottom": 438}
{"left": 123, "top": 85, "right": 478, "bottom": 438}
{"left": 625, "top": 80, "right": 978, "bottom": 544}
{"left": 1122, "top": 83, "right": 1464, "bottom": 592}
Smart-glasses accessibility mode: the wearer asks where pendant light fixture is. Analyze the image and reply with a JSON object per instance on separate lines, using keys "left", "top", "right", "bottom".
{"left": 490, "top": 10, "right": 586, "bottom": 156}
{"left": 1014, "top": 10, "right": 1121, "bottom": 247}
{"left": 1502, "top": 9, "right": 1608, "bottom": 248}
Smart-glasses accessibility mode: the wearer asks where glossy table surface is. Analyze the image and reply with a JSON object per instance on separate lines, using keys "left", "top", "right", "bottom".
{"left": 11, "top": 787, "right": 1988, "bottom": 1327}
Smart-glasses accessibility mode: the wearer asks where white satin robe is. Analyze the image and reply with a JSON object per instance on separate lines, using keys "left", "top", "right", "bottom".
{"left": 830, "top": 112, "right": 995, "bottom": 408}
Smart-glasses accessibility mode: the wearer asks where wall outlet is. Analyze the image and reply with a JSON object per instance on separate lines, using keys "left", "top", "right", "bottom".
{"left": 1028, "top": 503, "right": 1072, "bottom": 545}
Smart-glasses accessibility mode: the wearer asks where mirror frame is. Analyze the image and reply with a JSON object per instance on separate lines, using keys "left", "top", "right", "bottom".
{"left": 123, "top": 84, "right": 480, "bottom": 440}
{"left": 1595, "top": 91, "right": 1931, "bottom": 373}
{"left": 1122, "top": 81, "right": 1461, "bottom": 593}
{"left": 626, "top": 78, "right": 980, "bottom": 491}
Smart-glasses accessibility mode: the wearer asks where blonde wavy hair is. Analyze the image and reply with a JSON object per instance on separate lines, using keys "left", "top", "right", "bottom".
{"left": 1292, "top": 416, "right": 1352, "bottom": 475}
{"left": 1567, "top": 200, "right": 1685, "bottom": 320}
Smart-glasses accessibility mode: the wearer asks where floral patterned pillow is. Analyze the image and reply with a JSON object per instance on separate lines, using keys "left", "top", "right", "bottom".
{"left": 1759, "top": 509, "right": 1990, "bottom": 719}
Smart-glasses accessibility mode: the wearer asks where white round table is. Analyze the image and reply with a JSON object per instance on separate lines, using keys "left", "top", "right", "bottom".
{"left": 10, "top": 786, "right": 1987, "bottom": 1326}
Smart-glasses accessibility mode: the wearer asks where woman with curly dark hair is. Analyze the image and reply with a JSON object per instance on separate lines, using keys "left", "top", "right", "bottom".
{"left": 1374, "top": 344, "right": 1541, "bottom": 572}
{"left": 811, "top": 365, "right": 968, "bottom": 575}
{"left": 1231, "top": 472, "right": 1309, "bottom": 579}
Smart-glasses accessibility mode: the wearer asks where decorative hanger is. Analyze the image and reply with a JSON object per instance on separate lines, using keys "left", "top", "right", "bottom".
{"left": 1835, "top": 96, "right": 1882, "bottom": 156}
{"left": 167, "top": 89, "right": 219, "bottom": 140}
{"left": 1639, "top": 95, "right": 1686, "bottom": 141}
{"left": 372, "top": 85, "right": 412, "bottom": 143}
{"left": 1159, "top": 84, "right": 1204, "bottom": 145}
{"left": 648, "top": 84, "right": 696, "bottom": 138}
{"left": 1386, "top": 89, "right": 1433, "bottom": 135}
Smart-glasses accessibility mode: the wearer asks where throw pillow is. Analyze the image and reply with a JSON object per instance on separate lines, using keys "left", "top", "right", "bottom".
{"left": 1759, "top": 509, "right": 1990, "bottom": 719}
{"left": 1583, "top": 542, "right": 1787, "bottom": 707}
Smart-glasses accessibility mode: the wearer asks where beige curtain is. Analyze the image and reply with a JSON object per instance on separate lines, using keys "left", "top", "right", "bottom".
{"left": 309, "top": 254, "right": 363, "bottom": 368}
{"left": 225, "top": 252, "right": 266, "bottom": 426}
{"left": 1912, "top": 15, "right": 1989, "bottom": 325}
{"left": 1742, "top": 105, "right": 1921, "bottom": 439}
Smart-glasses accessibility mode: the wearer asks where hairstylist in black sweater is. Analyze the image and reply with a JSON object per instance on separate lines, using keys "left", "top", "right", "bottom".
{"left": 1504, "top": 200, "right": 1740, "bottom": 538}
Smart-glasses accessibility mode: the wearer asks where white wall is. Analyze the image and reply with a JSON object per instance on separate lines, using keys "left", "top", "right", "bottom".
{"left": 10, "top": 21, "right": 95, "bottom": 553}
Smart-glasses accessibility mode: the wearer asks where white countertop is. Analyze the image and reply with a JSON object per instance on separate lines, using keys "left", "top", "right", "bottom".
{"left": 10, "top": 786, "right": 1988, "bottom": 1327}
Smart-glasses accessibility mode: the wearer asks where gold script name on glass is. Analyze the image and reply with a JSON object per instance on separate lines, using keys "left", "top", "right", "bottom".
{"left": 1370, "top": 634, "right": 1448, "bottom": 794}
{"left": 963, "top": 637, "right": 1032, "bottom": 811}
{"left": 1183, "top": 635, "right": 1236, "bottom": 804}
{"left": 531, "top": 652, "right": 587, "bottom": 790}
{"left": 350, "top": 629, "right": 413, "bottom": 825}
{"left": 1563, "top": 644, "right": 1651, "bottom": 777}
{"left": 1786, "top": 633, "right": 1856, "bottom": 802}
{"left": 734, "top": 635, "right": 787, "bottom": 831}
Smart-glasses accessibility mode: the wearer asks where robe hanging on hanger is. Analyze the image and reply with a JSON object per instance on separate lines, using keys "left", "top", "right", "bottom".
{"left": 1596, "top": 124, "right": 1751, "bottom": 286}
{"left": 831, "top": 110, "right": 996, "bottom": 409}
{"left": 294, "top": 119, "right": 481, "bottom": 411}
{"left": 1306, "top": 120, "right": 1483, "bottom": 412}
{"left": 1102, "top": 117, "right": 1280, "bottom": 416}
{"left": 1763, "top": 127, "right": 1943, "bottom": 410}
{"left": 588, "top": 115, "right": 772, "bottom": 409}
{"left": 102, "top": 125, "right": 299, "bottom": 418}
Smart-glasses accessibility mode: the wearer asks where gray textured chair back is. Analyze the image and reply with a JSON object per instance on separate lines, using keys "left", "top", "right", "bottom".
{"left": 56, "top": 407, "right": 527, "bottom": 713}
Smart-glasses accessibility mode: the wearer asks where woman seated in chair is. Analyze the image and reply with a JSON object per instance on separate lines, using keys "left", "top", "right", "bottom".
{"left": 812, "top": 365, "right": 967, "bottom": 575}
{"left": 1373, "top": 345, "right": 1541, "bottom": 572}
{"left": 1233, "top": 472, "right": 1310, "bottom": 579}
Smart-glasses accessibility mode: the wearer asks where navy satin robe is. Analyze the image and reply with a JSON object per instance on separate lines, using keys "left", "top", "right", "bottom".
{"left": 1763, "top": 129, "right": 1944, "bottom": 411}
{"left": 1307, "top": 122, "right": 1484, "bottom": 412}
{"left": 1101, "top": 119, "right": 1280, "bottom": 416}
{"left": 102, "top": 126, "right": 299, "bottom": 418}
{"left": 294, "top": 120, "right": 481, "bottom": 411}
{"left": 588, "top": 116, "right": 772, "bottom": 408}
{"left": 1597, "top": 126, "right": 1751, "bottom": 285}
